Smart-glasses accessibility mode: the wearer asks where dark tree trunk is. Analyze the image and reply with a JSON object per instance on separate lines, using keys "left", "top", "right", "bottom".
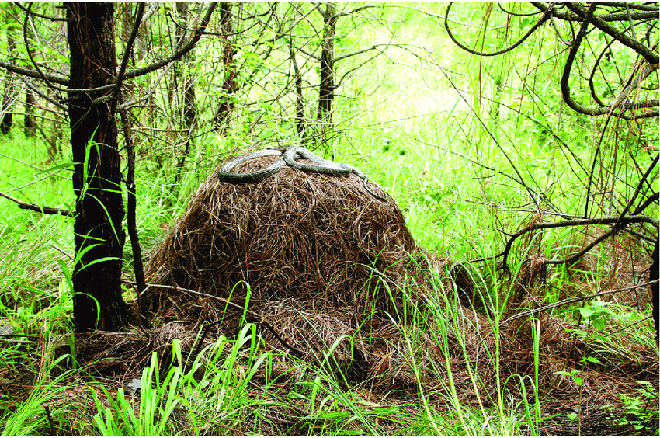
{"left": 173, "top": 1, "right": 197, "bottom": 189}
{"left": 24, "top": 89, "right": 35, "bottom": 137}
{"left": 1, "top": 7, "right": 16, "bottom": 136}
{"left": 66, "top": 2, "right": 127, "bottom": 332}
{"left": 0, "top": 111, "right": 12, "bottom": 135}
{"left": 176, "top": 2, "right": 197, "bottom": 131}
{"left": 651, "top": 238, "right": 658, "bottom": 343}
{"left": 23, "top": 17, "right": 36, "bottom": 137}
{"left": 214, "top": 2, "right": 238, "bottom": 132}
{"left": 317, "top": 3, "right": 336, "bottom": 128}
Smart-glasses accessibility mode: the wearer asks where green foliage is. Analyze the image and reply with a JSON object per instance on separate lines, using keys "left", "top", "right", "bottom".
{"left": 615, "top": 381, "right": 659, "bottom": 434}
{"left": 0, "top": 357, "right": 73, "bottom": 436}
{"left": 93, "top": 346, "right": 183, "bottom": 435}
{"left": 91, "top": 325, "right": 274, "bottom": 436}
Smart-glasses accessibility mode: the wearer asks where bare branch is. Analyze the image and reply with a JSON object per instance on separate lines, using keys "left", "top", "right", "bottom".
{"left": 444, "top": 2, "right": 552, "bottom": 57}
{"left": 560, "top": 3, "right": 658, "bottom": 120}
{"left": 13, "top": 2, "right": 69, "bottom": 22}
{"left": 121, "top": 3, "right": 218, "bottom": 81}
{"left": 501, "top": 280, "right": 658, "bottom": 325}
{"left": 501, "top": 215, "right": 659, "bottom": 270}
{"left": 564, "top": 2, "right": 659, "bottom": 64}
{"left": 617, "top": 153, "right": 659, "bottom": 220}
{"left": 110, "top": 3, "right": 145, "bottom": 115}
{"left": 0, "top": 60, "right": 68, "bottom": 85}
{"left": 0, "top": 190, "right": 72, "bottom": 217}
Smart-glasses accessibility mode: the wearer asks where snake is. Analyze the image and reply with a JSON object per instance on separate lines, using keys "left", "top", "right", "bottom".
{"left": 217, "top": 149, "right": 286, "bottom": 183}
{"left": 217, "top": 146, "right": 388, "bottom": 201}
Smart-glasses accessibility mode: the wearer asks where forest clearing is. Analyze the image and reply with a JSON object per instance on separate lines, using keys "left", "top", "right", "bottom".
{"left": 0, "top": 2, "right": 658, "bottom": 435}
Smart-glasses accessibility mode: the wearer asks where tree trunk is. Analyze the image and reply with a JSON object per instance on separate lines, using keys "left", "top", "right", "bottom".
{"left": 317, "top": 3, "right": 337, "bottom": 140}
{"left": 66, "top": 2, "right": 127, "bottom": 332}
{"left": 173, "top": 1, "right": 197, "bottom": 189}
{"left": 651, "top": 238, "right": 658, "bottom": 343}
{"left": 176, "top": 2, "right": 197, "bottom": 131}
{"left": 24, "top": 88, "right": 35, "bottom": 137}
{"left": 1, "top": 6, "right": 16, "bottom": 135}
{"left": 214, "top": 2, "right": 238, "bottom": 132}
{"left": 23, "top": 15, "right": 36, "bottom": 137}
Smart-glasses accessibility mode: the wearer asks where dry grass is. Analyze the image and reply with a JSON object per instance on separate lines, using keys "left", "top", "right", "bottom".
{"left": 139, "top": 152, "right": 471, "bottom": 385}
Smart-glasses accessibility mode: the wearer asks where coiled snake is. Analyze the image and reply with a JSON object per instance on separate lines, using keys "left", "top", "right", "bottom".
{"left": 218, "top": 146, "right": 387, "bottom": 201}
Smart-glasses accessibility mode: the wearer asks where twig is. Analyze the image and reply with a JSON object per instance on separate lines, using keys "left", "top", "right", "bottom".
{"left": 0, "top": 190, "right": 72, "bottom": 217}
{"left": 618, "top": 153, "right": 659, "bottom": 221}
{"left": 121, "top": 3, "right": 217, "bottom": 80}
{"left": 118, "top": 102, "right": 148, "bottom": 328}
{"left": 109, "top": 3, "right": 145, "bottom": 116}
{"left": 126, "top": 281, "right": 307, "bottom": 359}
{"left": 500, "top": 215, "right": 658, "bottom": 270}
{"left": 558, "top": 3, "right": 658, "bottom": 119}
{"left": 436, "top": 66, "right": 540, "bottom": 209}
{"left": 444, "top": 2, "right": 552, "bottom": 57}
{"left": 501, "top": 280, "right": 658, "bottom": 325}
{"left": 633, "top": 192, "right": 659, "bottom": 216}
{"left": 43, "top": 405, "right": 55, "bottom": 436}
{"left": 14, "top": 3, "right": 70, "bottom": 22}
{"left": 564, "top": 2, "right": 658, "bottom": 64}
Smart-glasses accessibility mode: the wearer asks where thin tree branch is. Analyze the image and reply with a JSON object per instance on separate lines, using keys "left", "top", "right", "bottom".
{"left": 618, "top": 153, "right": 659, "bottom": 221}
{"left": 633, "top": 192, "right": 659, "bottom": 216}
{"left": 121, "top": 3, "right": 217, "bottom": 81}
{"left": 110, "top": 3, "right": 145, "bottom": 116}
{"left": 0, "top": 190, "right": 72, "bottom": 217}
{"left": 531, "top": 2, "right": 660, "bottom": 24}
{"left": 444, "top": 2, "right": 552, "bottom": 57}
{"left": 564, "top": 2, "right": 658, "bottom": 65}
{"left": 501, "top": 280, "right": 658, "bottom": 325}
{"left": 13, "top": 2, "right": 70, "bottom": 22}
{"left": 0, "top": 60, "right": 68, "bottom": 85}
{"left": 501, "top": 215, "right": 659, "bottom": 270}
{"left": 20, "top": 77, "right": 66, "bottom": 110}
{"left": 22, "top": 3, "right": 61, "bottom": 92}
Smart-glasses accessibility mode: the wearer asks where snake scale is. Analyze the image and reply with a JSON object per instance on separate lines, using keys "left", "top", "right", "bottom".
{"left": 217, "top": 146, "right": 387, "bottom": 201}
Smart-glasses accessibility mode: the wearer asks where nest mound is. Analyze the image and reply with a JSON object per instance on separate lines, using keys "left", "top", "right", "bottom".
{"left": 145, "top": 153, "right": 443, "bottom": 315}
{"left": 142, "top": 152, "right": 462, "bottom": 381}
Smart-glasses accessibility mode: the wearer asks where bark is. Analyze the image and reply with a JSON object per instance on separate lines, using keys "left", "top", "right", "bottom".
{"left": 23, "top": 13, "right": 36, "bottom": 137}
{"left": 173, "top": 2, "right": 197, "bottom": 188}
{"left": 66, "top": 2, "right": 127, "bottom": 332}
{"left": 215, "top": 2, "right": 238, "bottom": 132}
{"left": 1, "top": 6, "right": 16, "bottom": 135}
{"left": 24, "top": 87, "right": 35, "bottom": 137}
{"left": 317, "top": 3, "right": 337, "bottom": 132}
{"left": 651, "top": 238, "right": 658, "bottom": 343}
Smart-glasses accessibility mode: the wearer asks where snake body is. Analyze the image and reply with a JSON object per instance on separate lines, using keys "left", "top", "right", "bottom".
{"left": 282, "top": 147, "right": 350, "bottom": 176}
{"left": 217, "top": 146, "right": 387, "bottom": 201}
{"left": 217, "top": 149, "right": 286, "bottom": 183}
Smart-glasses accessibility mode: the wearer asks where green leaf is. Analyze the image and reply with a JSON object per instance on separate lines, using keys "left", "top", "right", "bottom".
{"left": 579, "top": 307, "right": 594, "bottom": 318}
{"left": 592, "top": 318, "right": 606, "bottom": 331}
{"left": 37, "top": 161, "right": 77, "bottom": 175}
{"left": 584, "top": 356, "right": 602, "bottom": 364}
